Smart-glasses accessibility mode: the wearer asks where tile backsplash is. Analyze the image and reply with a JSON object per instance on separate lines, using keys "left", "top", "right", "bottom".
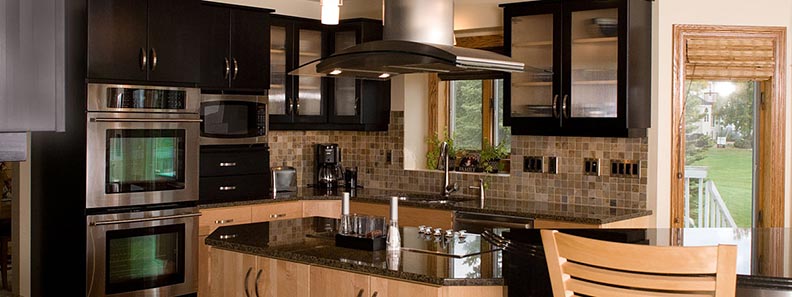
{"left": 269, "top": 111, "right": 647, "bottom": 210}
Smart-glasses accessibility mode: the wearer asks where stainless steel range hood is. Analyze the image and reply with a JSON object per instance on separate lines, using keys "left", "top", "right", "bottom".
{"left": 289, "top": 0, "right": 535, "bottom": 80}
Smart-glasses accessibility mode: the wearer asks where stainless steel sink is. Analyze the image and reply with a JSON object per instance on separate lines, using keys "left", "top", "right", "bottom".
{"left": 392, "top": 193, "right": 475, "bottom": 205}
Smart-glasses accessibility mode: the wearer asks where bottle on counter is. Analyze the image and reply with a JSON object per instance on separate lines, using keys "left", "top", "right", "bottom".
{"left": 386, "top": 196, "right": 401, "bottom": 251}
{"left": 340, "top": 192, "right": 352, "bottom": 235}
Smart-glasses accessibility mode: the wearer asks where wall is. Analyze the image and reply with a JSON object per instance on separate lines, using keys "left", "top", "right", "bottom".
{"left": 652, "top": 0, "right": 792, "bottom": 228}
{"left": 270, "top": 112, "right": 649, "bottom": 210}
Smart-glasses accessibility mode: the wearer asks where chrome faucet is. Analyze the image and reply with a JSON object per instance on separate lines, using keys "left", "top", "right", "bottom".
{"left": 469, "top": 178, "right": 485, "bottom": 209}
{"left": 439, "top": 141, "right": 458, "bottom": 198}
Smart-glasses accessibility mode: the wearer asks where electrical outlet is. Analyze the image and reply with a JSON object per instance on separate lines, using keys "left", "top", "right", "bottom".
{"left": 523, "top": 156, "right": 543, "bottom": 173}
{"left": 584, "top": 158, "right": 600, "bottom": 176}
{"left": 547, "top": 156, "right": 558, "bottom": 174}
{"left": 610, "top": 160, "right": 641, "bottom": 178}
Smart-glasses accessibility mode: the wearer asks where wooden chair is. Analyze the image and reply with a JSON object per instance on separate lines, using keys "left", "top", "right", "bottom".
{"left": 541, "top": 230, "right": 737, "bottom": 297}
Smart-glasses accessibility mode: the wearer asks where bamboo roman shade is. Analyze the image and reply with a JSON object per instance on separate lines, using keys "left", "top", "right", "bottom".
{"left": 685, "top": 37, "right": 776, "bottom": 80}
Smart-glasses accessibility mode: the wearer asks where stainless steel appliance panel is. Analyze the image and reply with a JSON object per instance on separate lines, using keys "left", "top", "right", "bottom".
{"left": 86, "top": 206, "right": 200, "bottom": 297}
{"left": 88, "top": 83, "right": 200, "bottom": 114}
{"left": 86, "top": 112, "right": 200, "bottom": 208}
{"left": 199, "top": 94, "right": 268, "bottom": 145}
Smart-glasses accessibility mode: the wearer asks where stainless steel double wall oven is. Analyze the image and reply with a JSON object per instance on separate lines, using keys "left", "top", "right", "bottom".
{"left": 85, "top": 83, "right": 201, "bottom": 297}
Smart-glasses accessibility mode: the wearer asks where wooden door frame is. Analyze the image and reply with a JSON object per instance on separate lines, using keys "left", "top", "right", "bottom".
{"left": 671, "top": 25, "right": 786, "bottom": 235}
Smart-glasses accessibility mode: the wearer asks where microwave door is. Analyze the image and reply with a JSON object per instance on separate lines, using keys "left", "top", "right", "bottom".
{"left": 86, "top": 113, "right": 200, "bottom": 209}
{"left": 199, "top": 94, "right": 268, "bottom": 145}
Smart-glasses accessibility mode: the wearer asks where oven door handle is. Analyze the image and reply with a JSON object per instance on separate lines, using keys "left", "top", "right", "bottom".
{"left": 90, "top": 212, "right": 202, "bottom": 226}
{"left": 90, "top": 118, "right": 203, "bottom": 123}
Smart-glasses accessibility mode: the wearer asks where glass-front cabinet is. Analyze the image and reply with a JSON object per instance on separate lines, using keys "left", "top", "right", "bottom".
{"left": 269, "top": 16, "right": 327, "bottom": 125}
{"left": 502, "top": 0, "right": 651, "bottom": 137}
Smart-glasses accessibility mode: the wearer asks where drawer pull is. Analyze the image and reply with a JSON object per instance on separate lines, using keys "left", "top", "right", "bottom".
{"left": 219, "top": 234, "right": 238, "bottom": 239}
{"left": 214, "top": 219, "right": 235, "bottom": 224}
{"left": 269, "top": 213, "right": 287, "bottom": 219}
{"left": 219, "top": 186, "right": 237, "bottom": 191}
{"left": 220, "top": 162, "right": 237, "bottom": 167}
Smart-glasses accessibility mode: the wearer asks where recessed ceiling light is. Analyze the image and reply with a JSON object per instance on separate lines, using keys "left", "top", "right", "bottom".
{"left": 378, "top": 73, "right": 391, "bottom": 79}
{"left": 329, "top": 69, "right": 343, "bottom": 75}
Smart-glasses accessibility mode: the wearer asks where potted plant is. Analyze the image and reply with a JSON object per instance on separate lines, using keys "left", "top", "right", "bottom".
{"left": 479, "top": 140, "right": 509, "bottom": 173}
{"left": 425, "top": 130, "right": 456, "bottom": 171}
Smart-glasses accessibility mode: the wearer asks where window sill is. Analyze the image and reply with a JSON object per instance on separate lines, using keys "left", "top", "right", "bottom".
{"left": 405, "top": 168, "right": 510, "bottom": 178}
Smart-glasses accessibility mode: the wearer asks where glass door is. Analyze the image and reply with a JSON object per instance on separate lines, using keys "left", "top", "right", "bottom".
{"left": 510, "top": 13, "right": 557, "bottom": 119}
{"left": 566, "top": 8, "right": 619, "bottom": 119}
{"left": 105, "top": 224, "right": 186, "bottom": 294}
{"left": 331, "top": 29, "right": 360, "bottom": 123}
{"left": 269, "top": 24, "right": 291, "bottom": 123}
{"left": 106, "top": 129, "right": 186, "bottom": 194}
{"left": 294, "top": 27, "right": 326, "bottom": 123}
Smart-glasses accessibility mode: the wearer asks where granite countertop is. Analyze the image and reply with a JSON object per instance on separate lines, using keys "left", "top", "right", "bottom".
{"left": 206, "top": 217, "right": 503, "bottom": 286}
{"left": 199, "top": 187, "right": 652, "bottom": 225}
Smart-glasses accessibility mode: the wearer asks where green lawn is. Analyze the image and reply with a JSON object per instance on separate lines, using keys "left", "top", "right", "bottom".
{"left": 690, "top": 148, "right": 753, "bottom": 227}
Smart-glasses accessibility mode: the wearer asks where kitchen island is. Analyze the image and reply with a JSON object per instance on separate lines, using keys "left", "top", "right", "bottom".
{"left": 205, "top": 217, "right": 505, "bottom": 297}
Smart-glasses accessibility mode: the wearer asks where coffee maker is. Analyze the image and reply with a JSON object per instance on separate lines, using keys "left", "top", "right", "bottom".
{"left": 316, "top": 143, "right": 343, "bottom": 188}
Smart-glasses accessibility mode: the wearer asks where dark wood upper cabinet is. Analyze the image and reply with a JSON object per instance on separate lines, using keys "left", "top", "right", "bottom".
{"left": 87, "top": 0, "right": 148, "bottom": 82}
{"left": 87, "top": 0, "right": 201, "bottom": 85}
{"left": 147, "top": 0, "right": 201, "bottom": 84}
{"left": 501, "top": 0, "right": 651, "bottom": 137}
{"left": 200, "top": 3, "right": 272, "bottom": 92}
{"left": 269, "top": 17, "right": 390, "bottom": 131}
{"left": 327, "top": 19, "right": 391, "bottom": 131}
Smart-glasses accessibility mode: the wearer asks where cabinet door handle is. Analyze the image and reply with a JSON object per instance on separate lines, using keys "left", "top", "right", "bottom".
{"left": 269, "top": 213, "right": 286, "bottom": 218}
{"left": 551, "top": 94, "right": 559, "bottom": 118}
{"left": 372, "top": 292, "right": 378, "bottom": 297}
{"left": 244, "top": 267, "right": 253, "bottom": 297}
{"left": 219, "top": 162, "right": 237, "bottom": 167}
{"left": 219, "top": 186, "right": 237, "bottom": 191}
{"left": 561, "top": 95, "right": 569, "bottom": 119}
{"left": 214, "top": 219, "right": 234, "bottom": 224}
{"left": 357, "top": 289, "right": 364, "bottom": 297}
{"left": 295, "top": 98, "right": 300, "bottom": 114}
{"left": 355, "top": 97, "right": 360, "bottom": 116}
{"left": 255, "top": 269, "right": 263, "bottom": 297}
{"left": 233, "top": 58, "right": 239, "bottom": 80}
{"left": 224, "top": 57, "right": 230, "bottom": 79}
{"left": 287, "top": 98, "right": 294, "bottom": 115}
{"left": 150, "top": 48, "right": 158, "bottom": 72}
{"left": 139, "top": 48, "right": 147, "bottom": 71}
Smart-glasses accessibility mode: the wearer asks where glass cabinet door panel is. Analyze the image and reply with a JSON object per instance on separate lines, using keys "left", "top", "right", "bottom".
{"left": 510, "top": 14, "right": 554, "bottom": 118}
{"left": 570, "top": 8, "right": 618, "bottom": 118}
{"left": 297, "top": 29, "right": 323, "bottom": 116}
{"left": 334, "top": 31, "right": 357, "bottom": 116}
{"left": 269, "top": 25, "right": 287, "bottom": 115}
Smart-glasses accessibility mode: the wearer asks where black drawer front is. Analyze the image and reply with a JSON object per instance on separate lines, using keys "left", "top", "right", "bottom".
{"left": 200, "top": 144, "right": 269, "bottom": 177}
{"left": 199, "top": 174, "right": 269, "bottom": 203}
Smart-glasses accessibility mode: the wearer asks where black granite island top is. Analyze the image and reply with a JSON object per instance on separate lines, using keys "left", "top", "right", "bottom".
{"left": 199, "top": 187, "right": 652, "bottom": 225}
{"left": 206, "top": 217, "right": 504, "bottom": 287}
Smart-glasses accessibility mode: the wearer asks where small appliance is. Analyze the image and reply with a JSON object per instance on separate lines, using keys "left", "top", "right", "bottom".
{"left": 199, "top": 93, "right": 268, "bottom": 146}
{"left": 272, "top": 165, "right": 297, "bottom": 194}
{"left": 315, "top": 143, "right": 343, "bottom": 188}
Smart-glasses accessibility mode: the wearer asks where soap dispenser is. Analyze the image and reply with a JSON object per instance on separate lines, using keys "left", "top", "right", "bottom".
{"left": 386, "top": 196, "right": 401, "bottom": 251}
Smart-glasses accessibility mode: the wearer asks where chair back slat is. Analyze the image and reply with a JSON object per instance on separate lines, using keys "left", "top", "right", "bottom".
{"left": 554, "top": 231, "right": 719, "bottom": 274}
{"left": 563, "top": 261, "right": 717, "bottom": 291}
{"left": 566, "top": 278, "right": 715, "bottom": 297}
{"left": 541, "top": 230, "right": 737, "bottom": 297}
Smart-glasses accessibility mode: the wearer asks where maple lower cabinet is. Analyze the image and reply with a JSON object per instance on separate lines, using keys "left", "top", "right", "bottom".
{"left": 350, "top": 202, "right": 454, "bottom": 229}
{"left": 256, "top": 257, "right": 311, "bottom": 297}
{"left": 310, "top": 266, "right": 370, "bottom": 297}
{"left": 303, "top": 200, "right": 342, "bottom": 219}
{"left": 369, "top": 276, "right": 441, "bottom": 297}
{"left": 210, "top": 249, "right": 258, "bottom": 297}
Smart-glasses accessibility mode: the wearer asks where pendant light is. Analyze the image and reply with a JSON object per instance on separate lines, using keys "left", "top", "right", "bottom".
{"left": 321, "top": 0, "right": 342, "bottom": 25}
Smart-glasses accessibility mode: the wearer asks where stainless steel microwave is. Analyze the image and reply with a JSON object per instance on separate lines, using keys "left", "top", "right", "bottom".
{"left": 199, "top": 94, "right": 268, "bottom": 145}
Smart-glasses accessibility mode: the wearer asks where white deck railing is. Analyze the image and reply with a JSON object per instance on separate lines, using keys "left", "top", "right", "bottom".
{"left": 684, "top": 166, "right": 738, "bottom": 228}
